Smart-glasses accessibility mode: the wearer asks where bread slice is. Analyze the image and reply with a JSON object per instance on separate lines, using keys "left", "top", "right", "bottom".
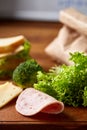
{"left": 59, "top": 8, "right": 87, "bottom": 36}
{"left": 45, "top": 26, "right": 79, "bottom": 65}
{"left": 0, "top": 35, "right": 25, "bottom": 53}
{"left": 0, "top": 45, "right": 24, "bottom": 58}
{"left": 0, "top": 81, "right": 22, "bottom": 108}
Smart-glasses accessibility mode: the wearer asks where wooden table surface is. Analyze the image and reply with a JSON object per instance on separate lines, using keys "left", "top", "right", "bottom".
{"left": 0, "top": 20, "right": 87, "bottom": 130}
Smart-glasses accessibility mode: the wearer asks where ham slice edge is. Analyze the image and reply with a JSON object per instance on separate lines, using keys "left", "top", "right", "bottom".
{"left": 15, "top": 88, "right": 64, "bottom": 116}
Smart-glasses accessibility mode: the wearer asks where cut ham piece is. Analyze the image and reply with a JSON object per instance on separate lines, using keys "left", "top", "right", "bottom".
{"left": 15, "top": 88, "right": 64, "bottom": 116}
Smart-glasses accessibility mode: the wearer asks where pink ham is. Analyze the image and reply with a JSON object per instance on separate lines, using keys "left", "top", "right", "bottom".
{"left": 15, "top": 88, "right": 64, "bottom": 116}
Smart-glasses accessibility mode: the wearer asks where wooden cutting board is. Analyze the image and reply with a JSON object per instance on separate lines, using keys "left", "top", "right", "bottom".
{"left": 0, "top": 21, "right": 87, "bottom": 130}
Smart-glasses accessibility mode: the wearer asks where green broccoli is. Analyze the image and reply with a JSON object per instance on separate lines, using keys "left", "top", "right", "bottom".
{"left": 12, "top": 59, "right": 43, "bottom": 88}
{"left": 34, "top": 52, "right": 87, "bottom": 107}
{"left": 0, "top": 41, "right": 31, "bottom": 79}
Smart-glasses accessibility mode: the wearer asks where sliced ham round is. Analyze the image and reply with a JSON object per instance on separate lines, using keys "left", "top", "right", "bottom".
{"left": 15, "top": 88, "right": 64, "bottom": 116}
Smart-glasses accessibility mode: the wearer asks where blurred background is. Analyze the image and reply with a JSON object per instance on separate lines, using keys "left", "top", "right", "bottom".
{"left": 0, "top": 0, "right": 87, "bottom": 21}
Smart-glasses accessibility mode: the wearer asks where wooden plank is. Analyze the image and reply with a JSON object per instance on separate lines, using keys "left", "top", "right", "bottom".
{"left": 0, "top": 21, "right": 87, "bottom": 129}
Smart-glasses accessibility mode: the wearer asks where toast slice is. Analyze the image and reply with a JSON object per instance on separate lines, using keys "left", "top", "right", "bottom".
{"left": 0, "top": 35, "right": 25, "bottom": 53}
{"left": 0, "top": 45, "right": 24, "bottom": 58}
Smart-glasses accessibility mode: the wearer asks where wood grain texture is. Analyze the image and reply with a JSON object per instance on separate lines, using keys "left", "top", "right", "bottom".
{"left": 0, "top": 20, "right": 87, "bottom": 130}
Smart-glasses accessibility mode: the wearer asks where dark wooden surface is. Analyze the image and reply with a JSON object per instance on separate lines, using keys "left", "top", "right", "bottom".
{"left": 0, "top": 20, "right": 87, "bottom": 130}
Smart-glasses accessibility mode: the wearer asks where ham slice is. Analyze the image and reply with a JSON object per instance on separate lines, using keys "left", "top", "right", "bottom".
{"left": 15, "top": 88, "right": 64, "bottom": 116}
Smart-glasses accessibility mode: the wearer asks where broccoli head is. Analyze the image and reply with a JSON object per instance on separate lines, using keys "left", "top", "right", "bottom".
{"left": 12, "top": 59, "right": 43, "bottom": 88}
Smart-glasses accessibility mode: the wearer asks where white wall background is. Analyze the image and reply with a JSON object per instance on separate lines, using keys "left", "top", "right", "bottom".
{"left": 0, "top": 0, "right": 87, "bottom": 21}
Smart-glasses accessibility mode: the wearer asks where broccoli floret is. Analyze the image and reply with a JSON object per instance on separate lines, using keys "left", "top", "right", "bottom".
{"left": 34, "top": 52, "right": 87, "bottom": 107}
{"left": 12, "top": 59, "right": 43, "bottom": 88}
{"left": 0, "top": 41, "right": 31, "bottom": 79}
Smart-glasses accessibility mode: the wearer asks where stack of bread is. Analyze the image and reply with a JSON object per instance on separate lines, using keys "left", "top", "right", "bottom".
{"left": 45, "top": 8, "right": 87, "bottom": 65}
{"left": 0, "top": 35, "right": 30, "bottom": 79}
